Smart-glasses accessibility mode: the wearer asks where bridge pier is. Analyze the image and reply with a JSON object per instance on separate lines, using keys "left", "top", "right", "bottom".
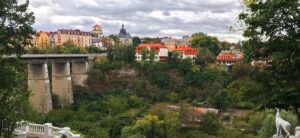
{"left": 71, "top": 62, "right": 89, "bottom": 87}
{"left": 51, "top": 62, "right": 73, "bottom": 107}
{"left": 28, "top": 63, "right": 53, "bottom": 113}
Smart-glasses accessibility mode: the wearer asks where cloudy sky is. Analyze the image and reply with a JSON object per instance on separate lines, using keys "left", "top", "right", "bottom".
{"left": 27, "top": 0, "right": 244, "bottom": 42}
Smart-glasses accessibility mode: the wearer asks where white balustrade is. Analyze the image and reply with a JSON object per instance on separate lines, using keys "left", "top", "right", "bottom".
{"left": 14, "top": 121, "right": 80, "bottom": 138}
{"left": 15, "top": 123, "right": 22, "bottom": 131}
{"left": 51, "top": 126, "right": 62, "bottom": 136}
{"left": 28, "top": 123, "right": 44, "bottom": 134}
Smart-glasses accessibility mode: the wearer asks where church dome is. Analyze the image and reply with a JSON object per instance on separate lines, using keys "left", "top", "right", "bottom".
{"left": 119, "top": 24, "right": 127, "bottom": 36}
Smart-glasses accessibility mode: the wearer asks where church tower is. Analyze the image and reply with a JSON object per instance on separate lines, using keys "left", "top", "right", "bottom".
{"left": 92, "top": 24, "right": 103, "bottom": 38}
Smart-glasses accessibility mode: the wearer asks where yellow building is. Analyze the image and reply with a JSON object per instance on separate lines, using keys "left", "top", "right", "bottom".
{"left": 33, "top": 31, "right": 50, "bottom": 48}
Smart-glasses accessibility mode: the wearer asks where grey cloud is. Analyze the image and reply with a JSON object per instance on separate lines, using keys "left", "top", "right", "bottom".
{"left": 29, "top": 0, "right": 243, "bottom": 42}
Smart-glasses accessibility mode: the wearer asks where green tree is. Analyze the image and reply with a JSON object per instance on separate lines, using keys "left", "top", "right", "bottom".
{"left": 109, "top": 116, "right": 134, "bottom": 138}
{"left": 141, "top": 48, "right": 148, "bottom": 62}
{"left": 142, "top": 37, "right": 161, "bottom": 43}
{"left": 103, "top": 95, "right": 129, "bottom": 115}
{"left": 227, "top": 80, "right": 258, "bottom": 108}
{"left": 199, "top": 112, "right": 222, "bottom": 135}
{"left": 109, "top": 35, "right": 120, "bottom": 45}
{"left": 177, "top": 60, "right": 193, "bottom": 75}
{"left": 191, "top": 33, "right": 221, "bottom": 55}
{"left": 87, "top": 46, "right": 104, "bottom": 53}
{"left": 107, "top": 46, "right": 115, "bottom": 62}
{"left": 0, "top": 0, "right": 34, "bottom": 57}
{"left": 132, "top": 36, "right": 141, "bottom": 47}
{"left": 0, "top": 0, "right": 35, "bottom": 137}
{"left": 195, "top": 48, "right": 215, "bottom": 69}
{"left": 122, "top": 45, "right": 136, "bottom": 63}
{"left": 151, "top": 72, "right": 171, "bottom": 89}
{"left": 121, "top": 115, "right": 165, "bottom": 138}
{"left": 239, "top": 0, "right": 300, "bottom": 124}
{"left": 148, "top": 48, "right": 156, "bottom": 63}
{"left": 213, "top": 89, "right": 230, "bottom": 112}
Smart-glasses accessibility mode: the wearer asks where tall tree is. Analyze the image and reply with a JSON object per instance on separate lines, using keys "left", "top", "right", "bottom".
{"left": 132, "top": 36, "right": 141, "bottom": 47}
{"left": 191, "top": 33, "right": 221, "bottom": 55}
{"left": 194, "top": 48, "right": 215, "bottom": 69}
{"left": 142, "top": 37, "right": 161, "bottom": 43}
{"left": 239, "top": 0, "right": 300, "bottom": 124}
{"left": 0, "top": 0, "right": 35, "bottom": 136}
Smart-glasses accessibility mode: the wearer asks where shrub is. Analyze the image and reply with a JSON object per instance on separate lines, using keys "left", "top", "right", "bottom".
{"left": 186, "top": 130, "right": 216, "bottom": 138}
{"left": 177, "top": 60, "right": 193, "bottom": 75}
{"left": 258, "top": 113, "right": 275, "bottom": 138}
{"left": 168, "top": 92, "right": 181, "bottom": 103}
{"left": 151, "top": 72, "right": 171, "bottom": 89}
{"left": 213, "top": 89, "right": 230, "bottom": 112}
{"left": 199, "top": 112, "right": 222, "bottom": 135}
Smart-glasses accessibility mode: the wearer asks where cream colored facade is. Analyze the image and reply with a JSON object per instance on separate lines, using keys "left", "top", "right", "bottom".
{"left": 54, "top": 29, "right": 92, "bottom": 47}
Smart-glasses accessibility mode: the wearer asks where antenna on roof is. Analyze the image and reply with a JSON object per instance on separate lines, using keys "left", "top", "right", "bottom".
{"left": 122, "top": 15, "right": 125, "bottom": 28}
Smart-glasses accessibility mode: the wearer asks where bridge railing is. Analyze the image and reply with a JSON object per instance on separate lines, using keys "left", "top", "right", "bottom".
{"left": 14, "top": 121, "right": 80, "bottom": 138}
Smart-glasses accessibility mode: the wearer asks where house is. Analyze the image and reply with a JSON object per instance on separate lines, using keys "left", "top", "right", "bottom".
{"left": 216, "top": 50, "right": 244, "bottom": 65}
{"left": 135, "top": 43, "right": 168, "bottom": 61}
{"left": 173, "top": 45, "right": 198, "bottom": 59}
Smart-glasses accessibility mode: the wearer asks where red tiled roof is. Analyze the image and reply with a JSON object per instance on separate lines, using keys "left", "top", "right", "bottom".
{"left": 136, "top": 43, "right": 168, "bottom": 54}
{"left": 173, "top": 45, "right": 198, "bottom": 55}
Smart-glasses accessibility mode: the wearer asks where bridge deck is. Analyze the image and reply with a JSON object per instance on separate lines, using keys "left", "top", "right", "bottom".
{"left": 3, "top": 53, "right": 107, "bottom": 63}
{"left": 4, "top": 53, "right": 106, "bottom": 58}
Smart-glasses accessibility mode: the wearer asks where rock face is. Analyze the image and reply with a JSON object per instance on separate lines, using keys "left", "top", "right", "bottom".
{"left": 272, "top": 134, "right": 284, "bottom": 138}
{"left": 110, "top": 68, "right": 138, "bottom": 77}
{"left": 290, "top": 126, "right": 300, "bottom": 138}
{"left": 273, "top": 126, "right": 300, "bottom": 138}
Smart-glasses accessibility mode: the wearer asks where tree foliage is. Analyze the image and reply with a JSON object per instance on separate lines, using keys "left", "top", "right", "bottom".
{"left": 213, "top": 89, "right": 230, "bottom": 111}
{"left": 199, "top": 112, "right": 223, "bottom": 135}
{"left": 239, "top": 0, "right": 300, "bottom": 124}
{"left": 0, "top": 0, "right": 35, "bottom": 136}
{"left": 191, "top": 33, "right": 221, "bottom": 55}
{"left": 0, "top": 0, "right": 35, "bottom": 57}
{"left": 132, "top": 36, "right": 141, "bottom": 47}
{"left": 195, "top": 48, "right": 215, "bottom": 69}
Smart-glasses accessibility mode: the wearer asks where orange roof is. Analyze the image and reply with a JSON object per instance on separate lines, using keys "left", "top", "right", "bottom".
{"left": 216, "top": 51, "right": 237, "bottom": 62}
{"left": 136, "top": 42, "right": 168, "bottom": 54}
{"left": 194, "top": 107, "right": 206, "bottom": 113}
{"left": 174, "top": 45, "right": 198, "bottom": 55}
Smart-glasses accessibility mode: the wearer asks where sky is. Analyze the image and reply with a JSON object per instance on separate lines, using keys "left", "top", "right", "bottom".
{"left": 27, "top": 0, "right": 244, "bottom": 42}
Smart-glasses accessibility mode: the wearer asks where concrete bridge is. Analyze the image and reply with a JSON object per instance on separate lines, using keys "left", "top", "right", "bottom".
{"left": 6, "top": 54, "right": 106, "bottom": 113}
